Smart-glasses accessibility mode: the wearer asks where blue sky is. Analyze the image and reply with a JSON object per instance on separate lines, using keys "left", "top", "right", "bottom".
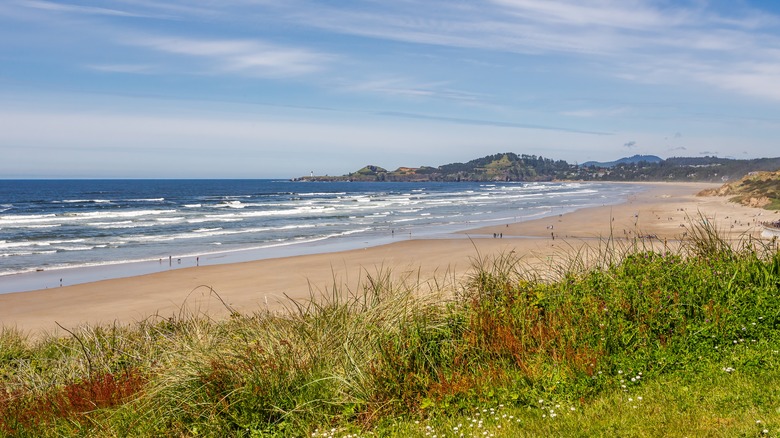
{"left": 1, "top": 0, "right": 779, "bottom": 178}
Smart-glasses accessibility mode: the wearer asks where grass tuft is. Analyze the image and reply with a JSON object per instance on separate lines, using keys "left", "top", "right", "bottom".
{"left": 2, "top": 218, "right": 780, "bottom": 436}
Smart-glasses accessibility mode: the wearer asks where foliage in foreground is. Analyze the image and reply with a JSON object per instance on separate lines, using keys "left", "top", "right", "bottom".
{"left": 1, "top": 224, "right": 780, "bottom": 437}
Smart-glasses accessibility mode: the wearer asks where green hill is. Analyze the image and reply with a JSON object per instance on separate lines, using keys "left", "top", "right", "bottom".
{"left": 698, "top": 170, "right": 780, "bottom": 210}
{"left": 298, "top": 152, "right": 780, "bottom": 183}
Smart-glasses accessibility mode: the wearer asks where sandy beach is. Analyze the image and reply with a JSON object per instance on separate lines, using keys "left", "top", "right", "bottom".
{"left": 1, "top": 182, "right": 776, "bottom": 336}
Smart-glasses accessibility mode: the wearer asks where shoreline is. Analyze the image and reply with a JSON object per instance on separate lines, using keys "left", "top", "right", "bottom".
{"left": 1, "top": 181, "right": 776, "bottom": 335}
{"left": 0, "top": 181, "right": 631, "bottom": 294}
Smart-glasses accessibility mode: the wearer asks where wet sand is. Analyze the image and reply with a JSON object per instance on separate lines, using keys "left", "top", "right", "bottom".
{"left": 1, "top": 182, "right": 775, "bottom": 335}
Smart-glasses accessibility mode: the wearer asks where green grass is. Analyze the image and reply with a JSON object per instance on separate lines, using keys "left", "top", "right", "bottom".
{"left": 2, "top": 221, "right": 780, "bottom": 437}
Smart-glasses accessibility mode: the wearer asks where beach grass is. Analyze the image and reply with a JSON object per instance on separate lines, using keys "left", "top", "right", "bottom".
{"left": 2, "top": 221, "right": 780, "bottom": 437}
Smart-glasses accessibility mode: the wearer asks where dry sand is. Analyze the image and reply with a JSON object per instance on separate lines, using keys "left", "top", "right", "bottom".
{"left": 1, "top": 182, "right": 776, "bottom": 336}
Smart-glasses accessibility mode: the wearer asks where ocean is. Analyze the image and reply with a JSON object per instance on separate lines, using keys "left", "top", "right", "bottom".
{"left": 0, "top": 179, "right": 644, "bottom": 293}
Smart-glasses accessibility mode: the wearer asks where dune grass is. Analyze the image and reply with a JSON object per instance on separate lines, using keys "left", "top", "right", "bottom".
{"left": 1, "top": 221, "right": 780, "bottom": 437}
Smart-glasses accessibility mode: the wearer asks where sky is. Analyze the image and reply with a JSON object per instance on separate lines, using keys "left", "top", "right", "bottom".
{"left": 1, "top": 0, "right": 780, "bottom": 179}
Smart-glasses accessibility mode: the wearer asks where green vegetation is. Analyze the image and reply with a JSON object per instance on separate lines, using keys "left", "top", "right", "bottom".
{"left": 700, "top": 170, "right": 780, "bottom": 210}
{"left": 298, "top": 152, "right": 780, "bottom": 183}
{"left": 2, "top": 224, "right": 780, "bottom": 436}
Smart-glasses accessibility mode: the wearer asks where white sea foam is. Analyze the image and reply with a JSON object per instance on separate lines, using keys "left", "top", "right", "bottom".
{"left": 0, "top": 180, "right": 646, "bottom": 289}
{"left": 156, "top": 217, "right": 185, "bottom": 223}
{"left": 215, "top": 200, "right": 244, "bottom": 208}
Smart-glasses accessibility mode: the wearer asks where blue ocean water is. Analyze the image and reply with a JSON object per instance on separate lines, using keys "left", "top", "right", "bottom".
{"left": 0, "top": 179, "right": 643, "bottom": 292}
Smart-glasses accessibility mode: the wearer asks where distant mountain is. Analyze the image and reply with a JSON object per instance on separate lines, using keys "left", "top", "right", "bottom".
{"left": 581, "top": 155, "right": 663, "bottom": 168}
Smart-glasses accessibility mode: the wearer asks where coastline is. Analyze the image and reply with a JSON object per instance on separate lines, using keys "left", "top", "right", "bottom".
{"left": 1, "top": 181, "right": 775, "bottom": 335}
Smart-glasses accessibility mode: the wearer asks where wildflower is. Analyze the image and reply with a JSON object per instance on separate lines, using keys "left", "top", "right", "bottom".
{"left": 637, "top": 396, "right": 643, "bottom": 401}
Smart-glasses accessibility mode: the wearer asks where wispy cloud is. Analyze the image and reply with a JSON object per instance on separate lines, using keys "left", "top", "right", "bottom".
{"left": 342, "top": 77, "right": 488, "bottom": 103}
{"left": 375, "top": 110, "right": 612, "bottom": 135}
{"left": 21, "top": 0, "right": 151, "bottom": 18}
{"left": 130, "top": 36, "right": 333, "bottom": 77}
{"left": 282, "top": 1, "right": 780, "bottom": 101}
{"left": 623, "top": 140, "right": 637, "bottom": 148}
{"left": 491, "top": 0, "right": 688, "bottom": 30}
